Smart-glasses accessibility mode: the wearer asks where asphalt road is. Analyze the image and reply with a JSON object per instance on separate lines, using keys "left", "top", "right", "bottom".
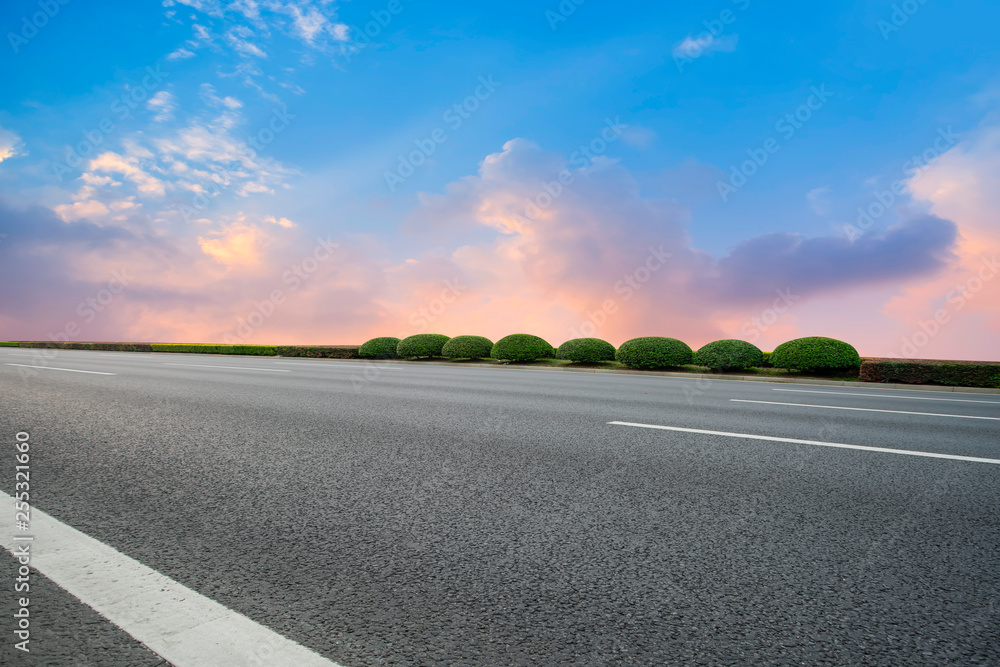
{"left": 1, "top": 348, "right": 999, "bottom": 666}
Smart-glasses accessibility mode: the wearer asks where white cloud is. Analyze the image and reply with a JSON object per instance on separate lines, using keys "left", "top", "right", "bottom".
{"left": 264, "top": 215, "right": 296, "bottom": 228}
{"left": 0, "top": 126, "right": 25, "bottom": 163}
{"left": 54, "top": 199, "right": 111, "bottom": 222}
{"left": 673, "top": 33, "right": 738, "bottom": 59}
{"left": 79, "top": 173, "right": 121, "bottom": 187}
{"left": 88, "top": 152, "right": 167, "bottom": 197}
{"left": 807, "top": 186, "right": 833, "bottom": 216}
{"left": 147, "top": 91, "right": 178, "bottom": 122}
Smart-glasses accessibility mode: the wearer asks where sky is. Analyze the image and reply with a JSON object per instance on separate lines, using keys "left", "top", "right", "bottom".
{"left": 0, "top": 0, "right": 998, "bottom": 360}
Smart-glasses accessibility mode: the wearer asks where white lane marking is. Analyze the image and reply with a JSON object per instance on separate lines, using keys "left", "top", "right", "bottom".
{"left": 730, "top": 399, "right": 1000, "bottom": 421}
{"left": 164, "top": 363, "right": 290, "bottom": 373}
{"left": 4, "top": 363, "right": 116, "bottom": 376}
{"left": 0, "top": 492, "right": 342, "bottom": 667}
{"left": 772, "top": 388, "right": 1000, "bottom": 405}
{"left": 607, "top": 422, "right": 1000, "bottom": 465}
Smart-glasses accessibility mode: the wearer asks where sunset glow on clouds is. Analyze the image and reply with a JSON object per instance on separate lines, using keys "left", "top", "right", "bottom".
{"left": 1, "top": 0, "right": 998, "bottom": 359}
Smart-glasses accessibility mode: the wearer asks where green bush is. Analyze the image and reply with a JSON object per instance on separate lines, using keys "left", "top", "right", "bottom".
{"left": 0, "top": 341, "right": 19, "bottom": 347}
{"left": 694, "top": 339, "right": 764, "bottom": 371}
{"left": 615, "top": 337, "right": 693, "bottom": 369}
{"left": 491, "top": 334, "right": 555, "bottom": 362}
{"left": 760, "top": 351, "right": 773, "bottom": 368}
{"left": 556, "top": 338, "right": 616, "bottom": 363}
{"left": 860, "top": 358, "right": 1000, "bottom": 388}
{"left": 397, "top": 334, "right": 450, "bottom": 358}
{"left": 769, "top": 337, "right": 860, "bottom": 373}
{"left": 441, "top": 335, "right": 494, "bottom": 359}
{"left": 17, "top": 342, "right": 154, "bottom": 352}
{"left": 151, "top": 344, "right": 276, "bottom": 355}
{"left": 275, "top": 345, "right": 359, "bottom": 359}
{"left": 358, "top": 337, "right": 401, "bottom": 359}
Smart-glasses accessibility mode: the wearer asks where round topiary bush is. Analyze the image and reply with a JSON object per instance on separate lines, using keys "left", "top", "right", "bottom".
{"left": 556, "top": 338, "right": 616, "bottom": 363}
{"left": 694, "top": 339, "right": 765, "bottom": 371}
{"left": 615, "top": 337, "right": 693, "bottom": 369}
{"left": 769, "top": 336, "right": 861, "bottom": 374}
{"left": 358, "top": 337, "right": 400, "bottom": 359}
{"left": 441, "top": 335, "right": 494, "bottom": 359}
{"left": 397, "top": 334, "right": 451, "bottom": 358}
{"left": 491, "top": 334, "right": 555, "bottom": 362}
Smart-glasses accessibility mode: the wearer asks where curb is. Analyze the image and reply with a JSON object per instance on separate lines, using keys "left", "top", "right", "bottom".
{"left": 272, "top": 356, "right": 1000, "bottom": 395}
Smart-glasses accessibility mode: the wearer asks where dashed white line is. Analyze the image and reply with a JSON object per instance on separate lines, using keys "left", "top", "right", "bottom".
{"left": 772, "top": 388, "right": 1000, "bottom": 405}
{"left": 607, "top": 422, "right": 1000, "bottom": 465}
{"left": 4, "top": 363, "right": 117, "bottom": 376}
{"left": 0, "top": 491, "right": 342, "bottom": 667}
{"left": 164, "top": 363, "right": 290, "bottom": 373}
{"left": 730, "top": 399, "right": 1000, "bottom": 421}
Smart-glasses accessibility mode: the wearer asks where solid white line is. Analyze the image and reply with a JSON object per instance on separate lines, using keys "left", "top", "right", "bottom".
{"left": 164, "top": 363, "right": 290, "bottom": 373}
{"left": 0, "top": 491, "right": 342, "bottom": 667}
{"left": 730, "top": 399, "right": 1000, "bottom": 421}
{"left": 607, "top": 422, "right": 1000, "bottom": 465}
{"left": 772, "top": 388, "right": 1000, "bottom": 405}
{"left": 4, "top": 363, "right": 116, "bottom": 376}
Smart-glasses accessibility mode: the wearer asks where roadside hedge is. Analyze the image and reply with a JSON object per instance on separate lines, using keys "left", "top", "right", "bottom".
{"left": 358, "top": 337, "right": 401, "bottom": 359}
{"left": 18, "top": 342, "right": 155, "bottom": 352}
{"left": 556, "top": 338, "right": 616, "bottom": 363}
{"left": 275, "top": 345, "right": 359, "bottom": 358}
{"left": 694, "top": 339, "right": 764, "bottom": 371}
{"left": 442, "top": 335, "right": 494, "bottom": 359}
{"left": 860, "top": 358, "right": 1000, "bottom": 388}
{"left": 616, "top": 337, "right": 693, "bottom": 369}
{"left": 397, "top": 334, "right": 450, "bottom": 358}
{"left": 491, "top": 334, "right": 555, "bottom": 362}
{"left": 0, "top": 342, "right": 18, "bottom": 347}
{"left": 151, "top": 344, "right": 277, "bottom": 355}
{"left": 769, "top": 337, "right": 860, "bottom": 374}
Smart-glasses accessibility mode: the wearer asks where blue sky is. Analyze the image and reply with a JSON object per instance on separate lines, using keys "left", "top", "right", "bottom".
{"left": 1, "top": 0, "right": 999, "bottom": 358}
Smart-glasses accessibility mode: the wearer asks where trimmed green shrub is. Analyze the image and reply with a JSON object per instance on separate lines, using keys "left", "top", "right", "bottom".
{"left": 18, "top": 342, "right": 154, "bottom": 352}
{"left": 860, "top": 358, "right": 1000, "bottom": 388}
{"left": 151, "top": 344, "right": 276, "bottom": 355}
{"left": 615, "top": 337, "right": 693, "bottom": 369}
{"left": 769, "top": 337, "right": 860, "bottom": 374}
{"left": 760, "top": 351, "right": 773, "bottom": 368}
{"left": 556, "top": 338, "right": 616, "bottom": 363}
{"left": 491, "top": 334, "right": 555, "bottom": 362}
{"left": 275, "top": 345, "right": 359, "bottom": 359}
{"left": 358, "top": 337, "right": 401, "bottom": 359}
{"left": 441, "top": 335, "right": 494, "bottom": 359}
{"left": 397, "top": 334, "right": 450, "bottom": 358}
{"left": 694, "top": 339, "right": 764, "bottom": 371}
{"left": 0, "top": 341, "right": 19, "bottom": 347}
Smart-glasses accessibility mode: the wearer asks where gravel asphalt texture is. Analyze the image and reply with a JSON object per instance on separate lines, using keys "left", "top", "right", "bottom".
{"left": 1, "top": 349, "right": 998, "bottom": 666}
